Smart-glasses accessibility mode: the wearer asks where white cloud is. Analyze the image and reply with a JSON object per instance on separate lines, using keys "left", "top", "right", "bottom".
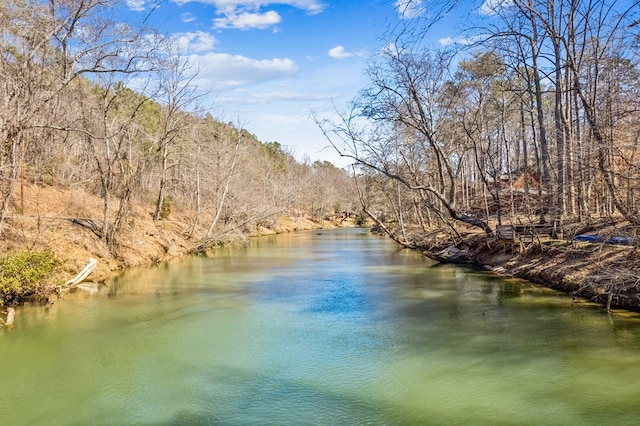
{"left": 328, "top": 45, "right": 365, "bottom": 60}
{"left": 171, "top": 1, "right": 326, "bottom": 31}
{"left": 170, "top": 0, "right": 326, "bottom": 30}
{"left": 394, "top": 0, "right": 424, "bottom": 19}
{"left": 438, "top": 35, "right": 484, "bottom": 46}
{"left": 172, "top": 31, "right": 217, "bottom": 53}
{"left": 126, "top": 0, "right": 147, "bottom": 11}
{"left": 439, "top": 37, "right": 454, "bottom": 46}
{"left": 192, "top": 52, "right": 298, "bottom": 91}
{"left": 479, "top": 0, "right": 513, "bottom": 16}
{"left": 213, "top": 10, "right": 281, "bottom": 30}
{"left": 181, "top": 13, "right": 196, "bottom": 23}
{"left": 171, "top": 1, "right": 325, "bottom": 15}
{"left": 328, "top": 46, "right": 352, "bottom": 59}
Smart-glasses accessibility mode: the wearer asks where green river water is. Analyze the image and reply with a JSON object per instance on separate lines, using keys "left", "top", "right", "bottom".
{"left": 1, "top": 228, "right": 640, "bottom": 425}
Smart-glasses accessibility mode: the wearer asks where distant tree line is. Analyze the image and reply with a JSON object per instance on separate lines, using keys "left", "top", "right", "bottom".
{"left": 317, "top": 0, "right": 640, "bottom": 247}
{"left": 0, "top": 0, "right": 357, "bottom": 251}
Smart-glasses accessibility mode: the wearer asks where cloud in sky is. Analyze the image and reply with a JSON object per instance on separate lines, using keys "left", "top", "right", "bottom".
{"left": 438, "top": 36, "right": 454, "bottom": 46}
{"left": 172, "top": 31, "right": 218, "bottom": 52}
{"left": 328, "top": 45, "right": 351, "bottom": 59}
{"left": 126, "top": 0, "right": 147, "bottom": 11}
{"left": 181, "top": 13, "right": 196, "bottom": 23}
{"left": 169, "top": 1, "right": 326, "bottom": 31}
{"left": 213, "top": 10, "right": 282, "bottom": 30}
{"left": 438, "top": 34, "right": 484, "bottom": 46}
{"left": 328, "top": 45, "right": 365, "bottom": 59}
{"left": 171, "top": 0, "right": 326, "bottom": 15}
{"left": 192, "top": 52, "right": 298, "bottom": 91}
{"left": 478, "top": 0, "right": 513, "bottom": 16}
{"left": 394, "top": 0, "right": 424, "bottom": 19}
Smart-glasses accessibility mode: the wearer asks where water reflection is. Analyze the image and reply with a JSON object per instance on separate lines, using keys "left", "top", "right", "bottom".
{"left": 2, "top": 228, "right": 640, "bottom": 425}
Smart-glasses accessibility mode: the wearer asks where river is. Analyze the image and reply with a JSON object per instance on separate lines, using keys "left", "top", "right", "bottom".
{"left": 1, "top": 228, "right": 640, "bottom": 425}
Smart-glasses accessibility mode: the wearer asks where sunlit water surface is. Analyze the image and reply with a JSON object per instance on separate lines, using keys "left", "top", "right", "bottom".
{"left": 2, "top": 228, "right": 640, "bottom": 425}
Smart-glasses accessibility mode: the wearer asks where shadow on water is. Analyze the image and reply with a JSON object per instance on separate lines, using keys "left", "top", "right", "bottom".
{"left": 107, "top": 365, "right": 436, "bottom": 426}
{"left": 5, "top": 228, "right": 640, "bottom": 425}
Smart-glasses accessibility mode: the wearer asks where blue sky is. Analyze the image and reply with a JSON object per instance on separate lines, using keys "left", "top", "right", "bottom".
{"left": 118, "top": 1, "right": 485, "bottom": 167}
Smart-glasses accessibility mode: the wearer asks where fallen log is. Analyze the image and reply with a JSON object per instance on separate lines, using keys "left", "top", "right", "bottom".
{"left": 70, "top": 218, "right": 103, "bottom": 238}
{"left": 65, "top": 257, "right": 98, "bottom": 286}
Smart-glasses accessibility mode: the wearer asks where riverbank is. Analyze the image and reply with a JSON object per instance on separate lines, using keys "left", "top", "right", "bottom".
{"left": 0, "top": 182, "right": 353, "bottom": 309}
{"left": 439, "top": 221, "right": 640, "bottom": 313}
{"left": 3, "top": 182, "right": 639, "bottom": 315}
{"left": 475, "top": 239, "right": 639, "bottom": 313}
{"left": 367, "top": 218, "right": 640, "bottom": 313}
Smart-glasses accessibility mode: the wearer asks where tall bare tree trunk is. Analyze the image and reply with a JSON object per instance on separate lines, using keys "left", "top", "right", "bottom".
{"left": 205, "top": 132, "right": 241, "bottom": 241}
{"left": 527, "top": 6, "right": 552, "bottom": 223}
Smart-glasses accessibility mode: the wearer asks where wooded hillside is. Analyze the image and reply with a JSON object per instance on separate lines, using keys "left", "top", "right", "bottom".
{"left": 318, "top": 0, "right": 640, "bottom": 249}
{"left": 0, "top": 0, "right": 356, "bottom": 251}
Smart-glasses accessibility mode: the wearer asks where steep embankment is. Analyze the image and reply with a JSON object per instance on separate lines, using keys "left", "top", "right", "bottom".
{"left": 397, "top": 219, "right": 640, "bottom": 312}
{"left": 0, "top": 182, "right": 344, "bottom": 306}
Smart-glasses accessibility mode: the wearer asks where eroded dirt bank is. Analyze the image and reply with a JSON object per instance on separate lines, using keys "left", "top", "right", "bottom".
{"left": 3, "top": 182, "right": 639, "bottom": 315}
{"left": 465, "top": 234, "right": 640, "bottom": 313}
{"left": 367, "top": 221, "right": 639, "bottom": 313}
{"left": 0, "top": 182, "right": 352, "bottom": 308}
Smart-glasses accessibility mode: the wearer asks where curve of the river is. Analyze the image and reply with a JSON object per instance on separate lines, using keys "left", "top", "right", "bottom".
{"left": 2, "top": 228, "right": 640, "bottom": 425}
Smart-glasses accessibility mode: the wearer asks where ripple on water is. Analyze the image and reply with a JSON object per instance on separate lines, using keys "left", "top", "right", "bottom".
{"left": 5, "top": 229, "right": 640, "bottom": 425}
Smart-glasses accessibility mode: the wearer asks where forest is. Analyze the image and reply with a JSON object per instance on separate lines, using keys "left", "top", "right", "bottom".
{"left": 318, "top": 0, "right": 640, "bottom": 252}
{"left": 0, "top": 0, "right": 356, "bottom": 305}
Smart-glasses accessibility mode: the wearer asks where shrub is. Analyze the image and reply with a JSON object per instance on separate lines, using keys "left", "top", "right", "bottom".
{"left": 0, "top": 249, "right": 60, "bottom": 305}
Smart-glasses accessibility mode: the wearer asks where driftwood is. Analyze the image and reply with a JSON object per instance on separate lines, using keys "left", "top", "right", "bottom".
{"left": 65, "top": 257, "right": 97, "bottom": 286}
{"left": 1, "top": 308, "right": 15, "bottom": 328}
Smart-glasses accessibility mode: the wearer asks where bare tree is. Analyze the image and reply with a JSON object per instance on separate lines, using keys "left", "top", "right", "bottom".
{"left": 150, "top": 52, "right": 202, "bottom": 221}
{"left": 315, "top": 46, "right": 494, "bottom": 243}
{"left": 0, "top": 0, "right": 160, "bottom": 237}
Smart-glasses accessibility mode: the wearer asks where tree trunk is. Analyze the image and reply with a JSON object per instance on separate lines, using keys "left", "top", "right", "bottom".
{"left": 153, "top": 146, "right": 169, "bottom": 221}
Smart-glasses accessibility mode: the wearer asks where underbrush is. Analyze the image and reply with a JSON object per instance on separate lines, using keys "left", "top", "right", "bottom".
{"left": 0, "top": 249, "right": 60, "bottom": 306}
